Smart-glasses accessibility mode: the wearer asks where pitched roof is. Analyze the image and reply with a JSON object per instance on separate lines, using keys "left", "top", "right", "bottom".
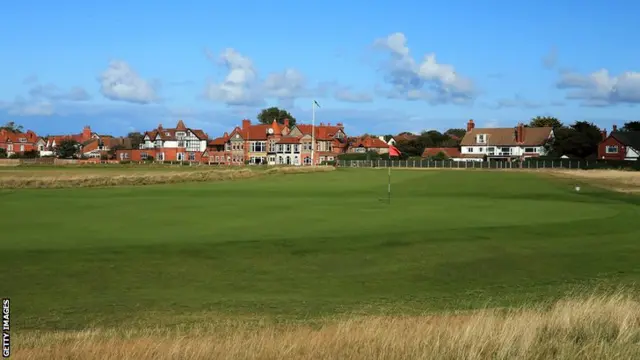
{"left": 145, "top": 120, "right": 208, "bottom": 141}
{"left": 0, "top": 129, "right": 39, "bottom": 143}
{"left": 422, "top": 147, "right": 461, "bottom": 158}
{"left": 350, "top": 136, "right": 390, "bottom": 148}
{"left": 460, "top": 126, "right": 552, "bottom": 146}
{"left": 610, "top": 131, "right": 640, "bottom": 150}
{"left": 276, "top": 136, "right": 301, "bottom": 144}
{"left": 296, "top": 124, "right": 344, "bottom": 140}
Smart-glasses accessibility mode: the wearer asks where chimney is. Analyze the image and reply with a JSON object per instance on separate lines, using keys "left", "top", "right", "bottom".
{"left": 284, "top": 118, "right": 290, "bottom": 128}
{"left": 82, "top": 126, "right": 92, "bottom": 141}
{"left": 223, "top": 132, "right": 229, "bottom": 137}
{"left": 158, "top": 123, "right": 163, "bottom": 130}
{"left": 466, "top": 119, "right": 475, "bottom": 132}
{"left": 328, "top": 122, "right": 331, "bottom": 126}
{"left": 242, "top": 119, "right": 251, "bottom": 130}
{"left": 516, "top": 123, "right": 525, "bottom": 143}
{"left": 613, "top": 124, "right": 618, "bottom": 132}
{"left": 320, "top": 122, "right": 324, "bottom": 126}
{"left": 601, "top": 128, "right": 607, "bottom": 139}
{"left": 337, "top": 122, "right": 343, "bottom": 128}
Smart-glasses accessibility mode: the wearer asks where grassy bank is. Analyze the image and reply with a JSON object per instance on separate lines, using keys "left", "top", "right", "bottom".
{"left": 13, "top": 293, "right": 640, "bottom": 359}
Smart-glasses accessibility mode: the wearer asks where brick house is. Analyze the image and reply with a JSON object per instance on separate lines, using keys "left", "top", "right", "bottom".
{"left": 203, "top": 120, "right": 348, "bottom": 166}
{"left": 286, "top": 122, "right": 348, "bottom": 165}
{"left": 202, "top": 119, "right": 290, "bottom": 165}
{"left": 347, "top": 136, "right": 390, "bottom": 154}
{"left": 0, "top": 129, "right": 39, "bottom": 156}
{"left": 40, "top": 126, "right": 98, "bottom": 156}
{"left": 459, "top": 119, "right": 553, "bottom": 161}
{"left": 598, "top": 125, "right": 640, "bottom": 161}
{"left": 116, "top": 120, "right": 208, "bottom": 162}
{"left": 81, "top": 136, "right": 133, "bottom": 159}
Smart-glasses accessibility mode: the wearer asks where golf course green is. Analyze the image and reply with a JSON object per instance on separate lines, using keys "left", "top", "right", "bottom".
{"left": 1, "top": 168, "right": 639, "bottom": 330}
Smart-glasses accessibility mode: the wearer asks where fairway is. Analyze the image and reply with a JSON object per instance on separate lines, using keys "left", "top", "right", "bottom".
{"left": 1, "top": 168, "right": 640, "bottom": 331}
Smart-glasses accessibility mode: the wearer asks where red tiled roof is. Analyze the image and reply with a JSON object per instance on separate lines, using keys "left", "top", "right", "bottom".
{"left": 296, "top": 124, "right": 343, "bottom": 140}
{"left": 422, "top": 147, "right": 461, "bottom": 158}
{"left": 145, "top": 120, "right": 208, "bottom": 141}
{"left": 351, "top": 136, "right": 389, "bottom": 149}
{"left": 0, "top": 129, "right": 39, "bottom": 143}
{"left": 276, "top": 136, "right": 301, "bottom": 144}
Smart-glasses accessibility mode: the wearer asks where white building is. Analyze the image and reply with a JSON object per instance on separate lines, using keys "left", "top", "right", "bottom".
{"left": 459, "top": 120, "right": 553, "bottom": 161}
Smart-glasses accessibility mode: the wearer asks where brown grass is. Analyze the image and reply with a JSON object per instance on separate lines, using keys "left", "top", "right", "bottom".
{"left": 545, "top": 169, "right": 640, "bottom": 193}
{"left": 0, "top": 166, "right": 335, "bottom": 189}
{"left": 12, "top": 294, "right": 640, "bottom": 360}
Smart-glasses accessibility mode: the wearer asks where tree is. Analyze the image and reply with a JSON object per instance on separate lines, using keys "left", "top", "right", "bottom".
{"left": 0, "top": 148, "right": 6, "bottom": 158}
{"left": 621, "top": 121, "right": 640, "bottom": 132}
{"left": 430, "top": 151, "right": 449, "bottom": 160}
{"left": 0, "top": 121, "right": 24, "bottom": 133}
{"left": 544, "top": 121, "right": 602, "bottom": 158}
{"left": 127, "top": 132, "right": 144, "bottom": 149}
{"left": 256, "top": 107, "right": 297, "bottom": 127}
{"left": 529, "top": 116, "right": 563, "bottom": 128}
{"left": 56, "top": 139, "right": 80, "bottom": 158}
{"left": 445, "top": 128, "right": 466, "bottom": 139}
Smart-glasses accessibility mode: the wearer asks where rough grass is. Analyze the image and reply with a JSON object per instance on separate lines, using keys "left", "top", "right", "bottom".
{"left": 13, "top": 293, "right": 640, "bottom": 360}
{"left": 545, "top": 169, "right": 640, "bottom": 193}
{"left": 0, "top": 165, "right": 335, "bottom": 189}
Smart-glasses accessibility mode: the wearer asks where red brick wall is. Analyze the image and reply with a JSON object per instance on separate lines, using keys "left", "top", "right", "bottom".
{"left": 598, "top": 136, "right": 625, "bottom": 160}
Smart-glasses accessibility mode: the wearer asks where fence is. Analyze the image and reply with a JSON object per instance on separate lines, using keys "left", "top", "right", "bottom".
{"left": 338, "top": 159, "right": 640, "bottom": 171}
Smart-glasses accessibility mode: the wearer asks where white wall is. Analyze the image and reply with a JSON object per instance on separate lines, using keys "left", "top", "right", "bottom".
{"left": 626, "top": 147, "right": 639, "bottom": 161}
{"left": 460, "top": 145, "right": 544, "bottom": 157}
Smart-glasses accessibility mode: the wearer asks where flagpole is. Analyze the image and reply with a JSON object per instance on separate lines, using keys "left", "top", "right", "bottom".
{"left": 388, "top": 165, "right": 391, "bottom": 204}
{"left": 311, "top": 100, "right": 316, "bottom": 166}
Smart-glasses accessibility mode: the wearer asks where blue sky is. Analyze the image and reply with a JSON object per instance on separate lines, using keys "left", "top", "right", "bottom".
{"left": 1, "top": 0, "right": 639, "bottom": 137}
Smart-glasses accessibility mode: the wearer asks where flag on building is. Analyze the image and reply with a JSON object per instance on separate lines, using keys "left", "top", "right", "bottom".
{"left": 389, "top": 145, "right": 401, "bottom": 157}
{"left": 314, "top": 100, "right": 321, "bottom": 108}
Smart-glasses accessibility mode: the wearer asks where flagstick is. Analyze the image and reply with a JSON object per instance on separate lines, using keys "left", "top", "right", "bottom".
{"left": 388, "top": 165, "right": 391, "bottom": 204}
{"left": 311, "top": 100, "right": 315, "bottom": 166}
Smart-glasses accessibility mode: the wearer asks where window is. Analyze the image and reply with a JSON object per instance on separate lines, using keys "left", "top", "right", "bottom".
{"left": 294, "top": 144, "right": 300, "bottom": 153}
{"left": 278, "top": 156, "right": 284, "bottom": 164}
{"left": 479, "top": 147, "right": 484, "bottom": 152}
{"left": 19, "top": 138, "right": 27, "bottom": 143}
{"left": 303, "top": 143, "right": 312, "bottom": 151}
{"left": 476, "top": 134, "right": 486, "bottom": 144}
{"left": 354, "top": 147, "right": 366, "bottom": 153}
{"left": 606, "top": 145, "right": 619, "bottom": 154}
{"left": 7, "top": 145, "right": 13, "bottom": 151}
{"left": 285, "top": 144, "right": 291, "bottom": 152}
{"left": 487, "top": 147, "right": 495, "bottom": 155}
{"left": 157, "top": 153, "right": 164, "bottom": 161}
{"left": 188, "top": 152, "right": 196, "bottom": 161}
{"left": 269, "top": 139, "right": 277, "bottom": 151}
{"left": 524, "top": 147, "right": 537, "bottom": 153}
{"left": 20, "top": 145, "right": 25, "bottom": 152}
{"left": 141, "top": 152, "right": 148, "bottom": 160}
{"left": 177, "top": 153, "right": 184, "bottom": 161}
{"left": 165, "top": 132, "right": 170, "bottom": 136}
{"left": 38, "top": 145, "right": 44, "bottom": 151}
{"left": 215, "top": 156, "right": 220, "bottom": 162}
{"left": 467, "top": 147, "right": 474, "bottom": 153}
{"left": 250, "top": 141, "right": 266, "bottom": 152}
{"left": 500, "top": 147, "right": 511, "bottom": 154}
{"left": 155, "top": 140, "right": 162, "bottom": 147}
{"left": 304, "top": 157, "right": 311, "bottom": 165}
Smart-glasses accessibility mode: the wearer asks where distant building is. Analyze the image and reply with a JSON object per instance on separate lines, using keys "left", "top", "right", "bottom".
{"left": 459, "top": 120, "right": 553, "bottom": 161}
{"left": 598, "top": 125, "right": 640, "bottom": 161}
{"left": 0, "top": 129, "right": 39, "bottom": 156}
{"left": 347, "top": 136, "right": 390, "bottom": 154}
{"left": 115, "top": 120, "right": 208, "bottom": 162}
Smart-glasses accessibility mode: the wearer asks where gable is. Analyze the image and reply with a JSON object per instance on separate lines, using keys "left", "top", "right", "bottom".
{"left": 288, "top": 127, "right": 303, "bottom": 136}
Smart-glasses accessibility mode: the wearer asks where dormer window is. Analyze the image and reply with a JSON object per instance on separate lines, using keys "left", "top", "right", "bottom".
{"left": 19, "top": 138, "right": 27, "bottom": 143}
{"left": 476, "top": 134, "right": 486, "bottom": 144}
{"left": 165, "top": 132, "right": 170, "bottom": 136}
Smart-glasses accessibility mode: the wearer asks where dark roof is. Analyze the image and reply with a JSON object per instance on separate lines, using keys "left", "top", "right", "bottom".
{"left": 610, "top": 131, "right": 640, "bottom": 150}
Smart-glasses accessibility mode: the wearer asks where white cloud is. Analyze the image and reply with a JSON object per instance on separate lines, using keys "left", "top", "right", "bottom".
{"left": 484, "top": 119, "right": 500, "bottom": 128}
{"left": 3, "top": 97, "right": 54, "bottom": 116}
{"left": 556, "top": 68, "right": 640, "bottom": 106}
{"left": 373, "top": 32, "right": 476, "bottom": 104}
{"left": 205, "top": 48, "right": 321, "bottom": 107}
{"left": 29, "top": 84, "right": 91, "bottom": 101}
{"left": 99, "top": 60, "right": 158, "bottom": 104}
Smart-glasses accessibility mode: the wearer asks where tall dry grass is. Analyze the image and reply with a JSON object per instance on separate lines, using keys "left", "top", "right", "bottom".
{"left": 0, "top": 166, "right": 335, "bottom": 189}
{"left": 545, "top": 169, "right": 640, "bottom": 193}
{"left": 13, "top": 293, "right": 640, "bottom": 360}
